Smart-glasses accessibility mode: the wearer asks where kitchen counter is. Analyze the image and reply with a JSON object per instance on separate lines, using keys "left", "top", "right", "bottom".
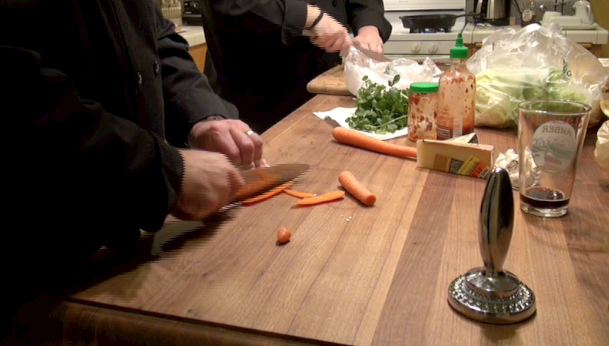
{"left": 14, "top": 94, "right": 609, "bottom": 345}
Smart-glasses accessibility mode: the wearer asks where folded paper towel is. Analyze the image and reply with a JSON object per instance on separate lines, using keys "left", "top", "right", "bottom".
{"left": 494, "top": 149, "right": 520, "bottom": 189}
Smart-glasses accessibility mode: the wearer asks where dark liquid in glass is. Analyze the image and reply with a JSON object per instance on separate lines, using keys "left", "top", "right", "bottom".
{"left": 521, "top": 187, "right": 569, "bottom": 209}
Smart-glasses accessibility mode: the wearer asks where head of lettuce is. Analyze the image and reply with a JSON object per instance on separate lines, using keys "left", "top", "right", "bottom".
{"left": 467, "top": 24, "right": 608, "bottom": 129}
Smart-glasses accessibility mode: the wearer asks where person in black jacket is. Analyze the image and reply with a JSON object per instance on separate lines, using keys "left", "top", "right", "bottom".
{"left": 2, "top": 0, "right": 267, "bottom": 336}
{"left": 200, "top": 0, "right": 392, "bottom": 133}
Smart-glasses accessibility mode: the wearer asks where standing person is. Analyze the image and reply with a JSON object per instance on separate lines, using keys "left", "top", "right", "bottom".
{"left": 2, "top": 0, "right": 268, "bottom": 338}
{"left": 199, "top": 0, "right": 392, "bottom": 133}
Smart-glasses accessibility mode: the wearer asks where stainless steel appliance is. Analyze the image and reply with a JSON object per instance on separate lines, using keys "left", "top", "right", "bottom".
{"left": 383, "top": 0, "right": 468, "bottom": 63}
{"left": 182, "top": 0, "right": 203, "bottom": 25}
{"left": 467, "top": 0, "right": 510, "bottom": 26}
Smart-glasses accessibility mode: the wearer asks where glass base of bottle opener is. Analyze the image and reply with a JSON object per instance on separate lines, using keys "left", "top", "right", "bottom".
{"left": 447, "top": 168, "right": 536, "bottom": 324}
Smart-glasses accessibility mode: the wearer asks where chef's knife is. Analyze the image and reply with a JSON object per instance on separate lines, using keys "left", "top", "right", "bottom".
{"left": 231, "top": 163, "right": 309, "bottom": 203}
{"left": 353, "top": 45, "right": 391, "bottom": 62}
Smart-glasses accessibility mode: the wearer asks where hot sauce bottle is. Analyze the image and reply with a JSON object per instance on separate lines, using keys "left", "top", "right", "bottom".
{"left": 436, "top": 33, "right": 476, "bottom": 140}
{"left": 408, "top": 82, "right": 439, "bottom": 142}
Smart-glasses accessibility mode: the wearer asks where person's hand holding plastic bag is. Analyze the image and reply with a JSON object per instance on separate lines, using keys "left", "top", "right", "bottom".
{"left": 467, "top": 23, "right": 608, "bottom": 128}
{"left": 343, "top": 46, "right": 441, "bottom": 96}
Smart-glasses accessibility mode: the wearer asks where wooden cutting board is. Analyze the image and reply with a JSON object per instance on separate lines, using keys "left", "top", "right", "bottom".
{"left": 306, "top": 65, "right": 353, "bottom": 96}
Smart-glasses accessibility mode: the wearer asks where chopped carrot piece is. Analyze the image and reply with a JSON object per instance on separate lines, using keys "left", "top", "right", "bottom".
{"left": 283, "top": 189, "right": 315, "bottom": 198}
{"left": 277, "top": 227, "right": 291, "bottom": 245}
{"left": 338, "top": 171, "right": 376, "bottom": 206}
{"left": 241, "top": 182, "right": 293, "bottom": 206}
{"left": 295, "top": 191, "right": 345, "bottom": 206}
{"left": 332, "top": 127, "right": 417, "bottom": 159}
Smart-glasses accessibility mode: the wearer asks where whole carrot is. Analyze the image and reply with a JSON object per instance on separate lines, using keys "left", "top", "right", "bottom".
{"left": 332, "top": 127, "right": 417, "bottom": 159}
{"left": 338, "top": 171, "right": 376, "bottom": 206}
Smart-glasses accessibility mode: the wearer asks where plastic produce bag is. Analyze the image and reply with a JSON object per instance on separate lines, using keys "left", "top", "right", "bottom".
{"left": 343, "top": 46, "right": 441, "bottom": 96}
{"left": 467, "top": 24, "right": 608, "bottom": 128}
{"left": 595, "top": 121, "right": 609, "bottom": 172}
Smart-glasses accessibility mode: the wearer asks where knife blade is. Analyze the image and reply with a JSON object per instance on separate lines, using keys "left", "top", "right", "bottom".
{"left": 231, "top": 163, "right": 309, "bottom": 203}
{"left": 353, "top": 45, "right": 391, "bottom": 62}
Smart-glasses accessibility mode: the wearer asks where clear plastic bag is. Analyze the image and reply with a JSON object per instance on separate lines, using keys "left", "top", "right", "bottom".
{"left": 467, "top": 24, "right": 609, "bottom": 128}
{"left": 343, "top": 46, "right": 441, "bottom": 96}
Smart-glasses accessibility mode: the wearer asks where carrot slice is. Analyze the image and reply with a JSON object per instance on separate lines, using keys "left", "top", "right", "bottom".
{"left": 295, "top": 191, "right": 345, "bottom": 206}
{"left": 277, "top": 227, "right": 291, "bottom": 245}
{"left": 332, "top": 127, "right": 417, "bottom": 159}
{"left": 241, "top": 182, "right": 293, "bottom": 206}
{"left": 283, "top": 189, "right": 315, "bottom": 198}
{"left": 338, "top": 171, "right": 376, "bottom": 206}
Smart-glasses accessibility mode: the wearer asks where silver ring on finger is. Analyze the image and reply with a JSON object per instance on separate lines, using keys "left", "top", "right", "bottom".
{"left": 246, "top": 130, "right": 255, "bottom": 136}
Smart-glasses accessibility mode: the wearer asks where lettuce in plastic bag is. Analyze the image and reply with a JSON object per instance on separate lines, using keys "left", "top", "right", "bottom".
{"left": 474, "top": 67, "right": 594, "bottom": 128}
{"left": 468, "top": 24, "right": 608, "bottom": 128}
{"left": 474, "top": 67, "right": 550, "bottom": 128}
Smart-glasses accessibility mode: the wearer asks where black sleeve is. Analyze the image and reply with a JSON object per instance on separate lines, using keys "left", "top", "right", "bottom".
{"left": 155, "top": 6, "right": 239, "bottom": 146}
{"left": 11, "top": 46, "right": 184, "bottom": 233}
{"left": 346, "top": 0, "right": 392, "bottom": 42}
{"left": 202, "top": 0, "right": 308, "bottom": 45}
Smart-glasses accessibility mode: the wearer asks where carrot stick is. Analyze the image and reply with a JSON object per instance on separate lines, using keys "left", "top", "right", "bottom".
{"left": 295, "top": 191, "right": 345, "bottom": 206}
{"left": 283, "top": 189, "right": 315, "bottom": 198}
{"left": 332, "top": 127, "right": 417, "bottom": 159}
{"left": 241, "top": 182, "right": 294, "bottom": 206}
{"left": 338, "top": 171, "right": 376, "bottom": 206}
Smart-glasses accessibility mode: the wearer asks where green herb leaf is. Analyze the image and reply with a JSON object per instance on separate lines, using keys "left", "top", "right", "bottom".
{"left": 348, "top": 75, "right": 410, "bottom": 134}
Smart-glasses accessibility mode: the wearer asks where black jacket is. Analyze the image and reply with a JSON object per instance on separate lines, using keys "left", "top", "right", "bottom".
{"left": 200, "top": 0, "right": 392, "bottom": 132}
{"left": 2, "top": 0, "right": 238, "bottom": 297}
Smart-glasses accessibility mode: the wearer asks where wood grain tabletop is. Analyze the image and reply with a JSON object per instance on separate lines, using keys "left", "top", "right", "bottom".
{"left": 17, "top": 95, "right": 609, "bottom": 346}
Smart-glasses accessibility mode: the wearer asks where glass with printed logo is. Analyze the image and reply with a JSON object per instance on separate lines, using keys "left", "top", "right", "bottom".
{"left": 518, "top": 100, "right": 591, "bottom": 217}
{"left": 407, "top": 82, "right": 439, "bottom": 142}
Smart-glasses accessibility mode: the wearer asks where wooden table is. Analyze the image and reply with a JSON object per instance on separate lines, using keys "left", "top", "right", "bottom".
{"left": 18, "top": 95, "right": 609, "bottom": 345}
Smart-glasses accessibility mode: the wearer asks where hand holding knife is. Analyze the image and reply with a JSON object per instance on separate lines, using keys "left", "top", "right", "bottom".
{"left": 302, "top": 6, "right": 388, "bottom": 62}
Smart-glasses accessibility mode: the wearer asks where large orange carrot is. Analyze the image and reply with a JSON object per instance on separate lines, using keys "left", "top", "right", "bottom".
{"left": 295, "top": 191, "right": 345, "bottom": 206}
{"left": 241, "top": 182, "right": 293, "bottom": 206}
{"left": 283, "top": 189, "right": 315, "bottom": 198}
{"left": 332, "top": 127, "right": 417, "bottom": 159}
{"left": 338, "top": 171, "right": 376, "bottom": 206}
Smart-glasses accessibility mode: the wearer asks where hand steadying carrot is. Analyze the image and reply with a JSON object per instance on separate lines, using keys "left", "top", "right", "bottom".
{"left": 332, "top": 127, "right": 417, "bottom": 159}
{"left": 338, "top": 171, "right": 376, "bottom": 206}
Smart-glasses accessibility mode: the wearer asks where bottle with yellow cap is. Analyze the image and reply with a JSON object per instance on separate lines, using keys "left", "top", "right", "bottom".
{"left": 436, "top": 33, "right": 476, "bottom": 140}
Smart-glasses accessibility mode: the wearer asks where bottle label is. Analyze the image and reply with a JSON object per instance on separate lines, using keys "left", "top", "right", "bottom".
{"left": 436, "top": 112, "right": 471, "bottom": 140}
{"left": 436, "top": 114, "right": 452, "bottom": 140}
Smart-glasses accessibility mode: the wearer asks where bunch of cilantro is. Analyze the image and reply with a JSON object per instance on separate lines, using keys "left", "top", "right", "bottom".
{"left": 346, "top": 75, "right": 410, "bottom": 134}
